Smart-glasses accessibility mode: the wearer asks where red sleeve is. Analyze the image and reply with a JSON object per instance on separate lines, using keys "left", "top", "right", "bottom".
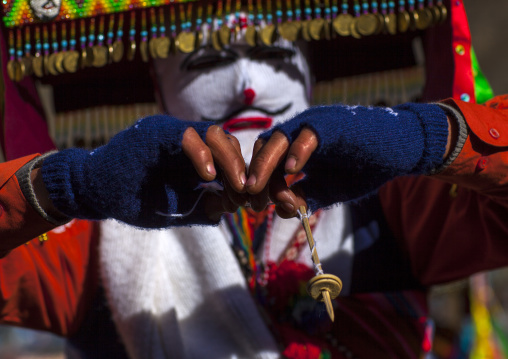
{"left": 0, "top": 155, "right": 98, "bottom": 336}
{"left": 0, "top": 220, "right": 98, "bottom": 336}
{"left": 379, "top": 95, "right": 508, "bottom": 286}
{"left": 434, "top": 94, "right": 508, "bottom": 197}
{"left": 0, "top": 154, "right": 60, "bottom": 254}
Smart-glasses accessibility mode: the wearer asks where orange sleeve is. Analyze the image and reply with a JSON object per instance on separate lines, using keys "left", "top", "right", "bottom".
{"left": 0, "top": 220, "right": 98, "bottom": 336}
{"left": 379, "top": 95, "right": 508, "bottom": 286}
{"left": 0, "top": 154, "right": 62, "bottom": 255}
{"left": 0, "top": 155, "right": 98, "bottom": 336}
{"left": 432, "top": 94, "right": 508, "bottom": 197}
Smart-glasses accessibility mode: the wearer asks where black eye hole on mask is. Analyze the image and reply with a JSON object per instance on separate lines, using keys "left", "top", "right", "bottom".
{"left": 181, "top": 47, "right": 239, "bottom": 71}
{"left": 247, "top": 46, "right": 296, "bottom": 61}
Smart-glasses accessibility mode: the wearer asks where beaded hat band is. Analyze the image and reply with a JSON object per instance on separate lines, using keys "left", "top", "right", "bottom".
{"left": 2, "top": 0, "right": 448, "bottom": 81}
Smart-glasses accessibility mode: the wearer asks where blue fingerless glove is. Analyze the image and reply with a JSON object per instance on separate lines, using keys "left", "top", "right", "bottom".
{"left": 259, "top": 103, "right": 449, "bottom": 211}
{"left": 41, "top": 115, "right": 216, "bottom": 228}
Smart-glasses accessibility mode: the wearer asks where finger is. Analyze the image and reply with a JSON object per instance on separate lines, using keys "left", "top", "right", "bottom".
{"left": 204, "top": 190, "right": 239, "bottom": 221}
{"left": 251, "top": 137, "right": 265, "bottom": 159}
{"left": 249, "top": 185, "right": 270, "bottom": 212}
{"left": 248, "top": 141, "right": 270, "bottom": 212}
{"left": 267, "top": 172, "right": 298, "bottom": 218}
{"left": 284, "top": 128, "right": 319, "bottom": 174}
{"left": 226, "top": 133, "right": 243, "bottom": 155}
{"left": 206, "top": 126, "right": 247, "bottom": 192}
{"left": 272, "top": 182, "right": 308, "bottom": 219}
{"left": 246, "top": 131, "right": 289, "bottom": 195}
{"left": 224, "top": 177, "right": 249, "bottom": 207}
{"left": 221, "top": 191, "right": 239, "bottom": 213}
{"left": 225, "top": 135, "right": 248, "bottom": 197}
{"left": 182, "top": 127, "right": 216, "bottom": 182}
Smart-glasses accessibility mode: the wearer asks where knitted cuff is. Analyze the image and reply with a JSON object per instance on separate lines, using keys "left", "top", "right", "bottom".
{"left": 16, "top": 151, "right": 73, "bottom": 226}
{"left": 431, "top": 102, "right": 469, "bottom": 174}
{"left": 392, "top": 103, "right": 450, "bottom": 175}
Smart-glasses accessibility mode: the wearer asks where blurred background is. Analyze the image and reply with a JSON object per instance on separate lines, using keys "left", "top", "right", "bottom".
{"left": 1, "top": 1, "right": 507, "bottom": 358}
{"left": 463, "top": 0, "right": 508, "bottom": 95}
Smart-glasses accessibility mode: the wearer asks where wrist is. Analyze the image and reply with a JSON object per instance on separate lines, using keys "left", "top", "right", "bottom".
{"left": 432, "top": 101, "right": 469, "bottom": 173}
{"left": 16, "top": 153, "right": 72, "bottom": 226}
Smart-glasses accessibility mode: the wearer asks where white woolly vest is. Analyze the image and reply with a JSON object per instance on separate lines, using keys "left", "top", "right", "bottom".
{"left": 99, "top": 205, "right": 353, "bottom": 359}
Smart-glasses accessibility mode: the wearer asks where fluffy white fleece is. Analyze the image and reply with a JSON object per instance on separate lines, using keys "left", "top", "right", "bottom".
{"left": 99, "top": 205, "right": 353, "bottom": 359}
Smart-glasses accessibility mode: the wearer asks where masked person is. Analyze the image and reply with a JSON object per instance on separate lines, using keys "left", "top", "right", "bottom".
{"left": 2, "top": 0, "right": 508, "bottom": 358}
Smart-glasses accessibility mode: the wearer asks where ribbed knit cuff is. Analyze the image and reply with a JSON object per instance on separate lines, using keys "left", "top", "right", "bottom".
{"left": 15, "top": 151, "right": 73, "bottom": 226}
{"left": 432, "top": 102, "right": 469, "bottom": 174}
{"left": 394, "top": 103, "right": 450, "bottom": 175}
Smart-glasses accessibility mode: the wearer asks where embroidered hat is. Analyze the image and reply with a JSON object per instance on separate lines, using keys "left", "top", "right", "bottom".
{"left": 1, "top": 0, "right": 448, "bottom": 81}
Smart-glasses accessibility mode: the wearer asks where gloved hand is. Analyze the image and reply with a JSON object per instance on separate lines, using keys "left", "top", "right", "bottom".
{"left": 248, "top": 103, "right": 449, "bottom": 213}
{"left": 41, "top": 115, "right": 246, "bottom": 228}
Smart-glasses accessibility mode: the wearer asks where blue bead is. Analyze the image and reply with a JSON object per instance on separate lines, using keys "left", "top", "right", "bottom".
{"left": 305, "top": 8, "right": 311, "bottom": 14}
{"left": 43, "top": 43, "right": 50, "bottom": 50}
{"left": 52, "top": 42, "right": 58, "bottom": 49}
{"left": 129, "top": 29, "right": 136, "bottom": 35}
{"left": 35, "top": 44, "right": 41, "bottom": 50}
{"left": 276, "top": 10, "right": 282, "bottom": 16}
{"left": 460, "top": 93, "right": 470, "bottom": 102}
{"left": 8, "top": 48, "right": 14, "bottom": 55}
{"left": 325, "top": 8, "right": 331, "bottom": 14}
{"left": 70, "top": 39, "right": 76, "bottom": 46}
{"left": 140, "top": 30, "right": 148, "bottom": 37}
{"left": 25, "top": 44, "right": 31, "bottom": 50}
{"left": 61, "top": 40, "right": 68, "bottom": 47}
{"left": 381, "top": 3, "right": 387, "bottom": 9}
{"left": 108, "top": 31, "right": 114, "bottom": 38}
{"left": 372, "top": 1, "right": 378, "bottom": 8}
{"left": 98, "top": 34, "right": 104, "bottom": 41}
{"left": 362, "top": 3, "right": 369, "bottom": 9}
{"left": 17, "top": 50, "right": 22, "bottom": 57}
{"left": 151, "top": 26, "right": 157, "bottom": 32}
{"left": 332, "top": 6, "right": 338, "bottom": 12}
{"left": 287, "top": 10, "right": 293, "bottom": 16}
{"left": 80, "top": 36, "right": 86, "bottom": 42}
{"left": 88, "top": 35, "right": 95, "bottom": 41}
{"left": 160, "top": 26, "right": 166, "bottom": 31}
{"left": 118, "top": 30, "right": 124, "bottom": 37}
{"left": 342, "top": 3, "right": 348, "bottom": 9}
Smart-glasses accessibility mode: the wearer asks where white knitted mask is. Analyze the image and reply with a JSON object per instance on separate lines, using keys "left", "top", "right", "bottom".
{"left": 153, "top": 30, "right": 311, "bottom": 164}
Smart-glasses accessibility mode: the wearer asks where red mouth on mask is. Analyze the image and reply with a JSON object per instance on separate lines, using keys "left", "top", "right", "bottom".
{"left": 222, "top": 117, "right": 273, "bottom": 132}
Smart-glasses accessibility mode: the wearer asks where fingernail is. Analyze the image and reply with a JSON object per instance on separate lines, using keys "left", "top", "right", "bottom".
{"left": 246, "top": 175, "right": 257, "bottom": 187}
{"left": 282, "top": 202, "right": 294, "bottom": 213}
{"left": 240, "top": 173, "right": 247, "bottom": 185}
{"left": 207, "top": 163, "right": 216, "bottom": 176}
{"left": 285, "top": 156, "right": 297, "bottom": 171}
